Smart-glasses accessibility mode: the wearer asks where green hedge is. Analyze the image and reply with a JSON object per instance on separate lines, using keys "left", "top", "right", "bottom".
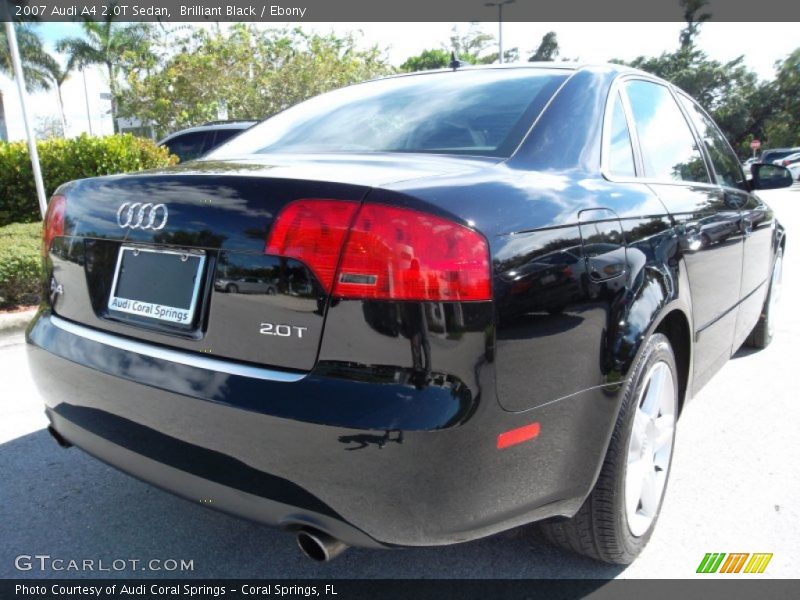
{"left": 0, "top": 134, "right": 177, "bottom": 226}
{"left": 0, "top": 221, "right": 42, "bottom": 309}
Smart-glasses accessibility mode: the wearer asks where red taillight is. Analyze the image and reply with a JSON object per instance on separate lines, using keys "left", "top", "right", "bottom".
{"left": 266, "top": 200, "right": 491, "bottom": 301}
{"left": 265, "top": 199, "right": 359, "bottom": 291}
{"left": 334, "top": 204, "right": 491, "bottom": 301}
{"left": 42, "top": 195, "right": 66, "bottom": 257}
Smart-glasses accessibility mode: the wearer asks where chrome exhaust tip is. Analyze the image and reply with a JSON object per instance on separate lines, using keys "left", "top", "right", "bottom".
{"left": 296, "top": 529, "right": 347, "bottom": 562}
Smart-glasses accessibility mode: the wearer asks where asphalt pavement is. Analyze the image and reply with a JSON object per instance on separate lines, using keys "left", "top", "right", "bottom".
{"left": 1, "top": 183, "right": 799, "bottom": 579}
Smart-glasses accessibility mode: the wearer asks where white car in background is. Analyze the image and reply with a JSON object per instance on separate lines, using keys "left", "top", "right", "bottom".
{"left": 774, "top": 152, "right": 800, "bottom": 181}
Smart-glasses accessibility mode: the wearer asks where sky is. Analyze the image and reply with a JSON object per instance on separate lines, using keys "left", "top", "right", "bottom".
{"left": 4, "top": 21, "right": 797, "bottom": 140}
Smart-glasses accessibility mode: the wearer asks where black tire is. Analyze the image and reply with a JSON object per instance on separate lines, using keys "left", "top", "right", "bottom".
{"left": 538, "top": 333, "right": 678, "bottom": 564}
{"left": 226, "top": 283, "right": 238, "bottom": 293}
{"left": 746, "top": 248, "right": 783, "bottom": 349}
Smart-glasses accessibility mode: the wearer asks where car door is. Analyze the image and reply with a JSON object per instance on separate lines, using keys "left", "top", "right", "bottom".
{"left": 676, "top": 93, "right": 775, "bottom": 350}
{"left": 621, "top": 78, "right": 745, "bottom": 388}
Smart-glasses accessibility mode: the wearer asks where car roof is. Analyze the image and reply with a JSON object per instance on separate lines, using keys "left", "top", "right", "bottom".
{"left": 370, "top": 61, "right": 638, "bottom": 83}
{"left": 158, "top": 122, "right": 257, "bottom": 144}
{"left": 763, "top": 147, "right": 800, "bottom": 154}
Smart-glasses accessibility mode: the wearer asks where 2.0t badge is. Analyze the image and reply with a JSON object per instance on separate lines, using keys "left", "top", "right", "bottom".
{"left": 259, "top": 323, "right": 308, "bottom": 338}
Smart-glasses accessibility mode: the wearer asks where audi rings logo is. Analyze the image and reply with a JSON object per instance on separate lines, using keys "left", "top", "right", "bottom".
{"left": 116, "top": 203, "right": 169, "bottom": 230}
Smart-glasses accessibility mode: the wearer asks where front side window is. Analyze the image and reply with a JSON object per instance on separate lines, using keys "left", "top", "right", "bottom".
{"left": 678, "top": 94, "right": 745, "bottom": 189}
{"left": 606, "top": 93, "right": 636, "bottom": 177}
{"left": 208, "top": 69, "right": 569, "bottom": 158}
{"left": 624, "top": 80, "right": 709, "bottom": 184}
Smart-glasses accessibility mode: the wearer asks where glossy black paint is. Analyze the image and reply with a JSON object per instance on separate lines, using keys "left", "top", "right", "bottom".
{"left": 28, "top": 64, "right": 785, "bottom": 548}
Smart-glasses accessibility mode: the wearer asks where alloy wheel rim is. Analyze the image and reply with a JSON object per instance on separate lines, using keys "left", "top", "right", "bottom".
{"left": 767, "top": 253, "right": 783, "bottom": 338}
{"left": 625, "top": 360, "right": 676, "bottom": 537}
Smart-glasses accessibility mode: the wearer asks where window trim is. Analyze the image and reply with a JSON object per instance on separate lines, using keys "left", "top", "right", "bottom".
{"left": 600, "top": 88, "right": 640, "bottom": 178}
{"left": 600, "top": 74, "right": 716, "bottom": 190}
{"left": 673, "top": 90, "right": 749, "bottom": 195}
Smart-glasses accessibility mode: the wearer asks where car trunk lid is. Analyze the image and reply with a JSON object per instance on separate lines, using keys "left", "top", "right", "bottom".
{"left": 47, "top": 154, "right": 490, "bottom": 372}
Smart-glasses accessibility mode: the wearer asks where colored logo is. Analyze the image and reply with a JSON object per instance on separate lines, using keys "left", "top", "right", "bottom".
{"left": 696, "top": 553, "right": 773, "bottom": 574}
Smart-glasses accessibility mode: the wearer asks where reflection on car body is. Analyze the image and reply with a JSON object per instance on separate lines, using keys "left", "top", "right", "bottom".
{"left": 215, "top": 276, "right": 278, "bottom": 294}
{"left": 28, "top": 64, "right": 791, "bottom": 566}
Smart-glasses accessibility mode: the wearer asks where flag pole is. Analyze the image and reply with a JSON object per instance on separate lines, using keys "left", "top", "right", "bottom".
{"left": 4, "top": 21, "right": 48, "bottom": 218}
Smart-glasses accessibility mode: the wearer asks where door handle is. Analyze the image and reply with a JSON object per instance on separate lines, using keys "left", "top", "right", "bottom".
{"left": 740, "top": 216, "right": 753, "bottom": 237}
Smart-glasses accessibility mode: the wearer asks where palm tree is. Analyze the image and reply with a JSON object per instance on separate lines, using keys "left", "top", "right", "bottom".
{"left": 38, "top": 54, "right": 78, "bottom": 134}
{"left": 57, "top": 16, "right": 153, "bottom": 132}
{"left": 0, "top": 24, "right": 52, "bottom": 92}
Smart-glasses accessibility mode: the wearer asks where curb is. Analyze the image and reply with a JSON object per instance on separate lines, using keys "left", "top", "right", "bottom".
{"left": 0, "top": 308, "right": 38, "bottom": 335}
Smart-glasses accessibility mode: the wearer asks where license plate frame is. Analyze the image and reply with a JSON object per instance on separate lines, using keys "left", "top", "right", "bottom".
{"left": 107, "top": 245, "right": 206, "bottom": 326}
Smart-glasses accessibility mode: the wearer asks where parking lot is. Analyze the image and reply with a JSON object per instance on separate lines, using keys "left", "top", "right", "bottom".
{"left": 2, "top": 184, "right": 799, "bottom": 579}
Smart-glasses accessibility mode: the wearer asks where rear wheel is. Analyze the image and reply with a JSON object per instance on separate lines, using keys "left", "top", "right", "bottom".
{"left": 539, "top": 333, "right": 678, "bottom": 563}
{"left": 746, "top": 248, "right": 783, "bottom": 349}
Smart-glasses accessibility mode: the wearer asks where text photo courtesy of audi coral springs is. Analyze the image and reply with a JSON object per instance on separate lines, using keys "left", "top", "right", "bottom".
{"left": 26, "top": 55, "right": 792, "bottom": 566}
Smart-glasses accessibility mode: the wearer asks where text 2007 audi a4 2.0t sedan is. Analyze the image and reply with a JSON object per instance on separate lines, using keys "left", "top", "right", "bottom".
{"left": 27, "top": 64, "right": 792, "bottom": 564}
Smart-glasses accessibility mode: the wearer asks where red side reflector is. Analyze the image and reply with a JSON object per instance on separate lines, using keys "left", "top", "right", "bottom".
{"left": 265, "top": 199, "right": 359, "bottom": 292}
{"left": 334, "top": 204, "right": 491, "bottom": 301}
{"left": 497, "top": 422, "right": 541, "bottom": 450}
{"left": 42, "top": 195, "right": 66, "bottom": 257}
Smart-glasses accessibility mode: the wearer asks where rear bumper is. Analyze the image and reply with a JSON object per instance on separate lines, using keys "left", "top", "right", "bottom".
{"left": 26, "top": 311, "right": 620, "bottom": 548}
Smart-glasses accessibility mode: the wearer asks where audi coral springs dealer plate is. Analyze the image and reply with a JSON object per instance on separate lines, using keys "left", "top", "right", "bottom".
{"left": 27, "top": 64, "right": 792, "bottom": 565}
{"left": 108, "top": 247, "right": 206, "bottom": 325}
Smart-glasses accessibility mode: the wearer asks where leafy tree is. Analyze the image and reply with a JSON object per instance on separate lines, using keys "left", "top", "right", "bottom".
{"left": 679, "top": 0, "right": 712, "bottom": 50}
{"left": 119, "top": 25, "right": 391, "bottom": 138}
{"left": 616, "top": 0, "right": 772, "bottom": 156}
{"left": 529, "top": 32, "right": 559, "bottom": 62}
{"left": 450, "top": 23, "right": 518, "bottom": 65}
{"left": 57, "top": 12, "right": 154, "bottom": 132}
{"left": 0, "top": 24, "right": 52, "bottom": 92}
{"left": 401, "top": 23, "right": 518, "bottom": 71}
{"left": 480, "top": 48, "right": 520, "bottom": 65}
{"left": 35, "top": 115, "right": 64, "bottom": 139}
{"left": 400, "top": 49, "right": 450, "bottom": 72}
{"left": 1, "top": 24, "right": 76, "bottom": 134}
{"left": 448, "top": 23, "right": 494, "bottom": 60}
{"left": 764, "top": 48, "right": 800, "bottom": 147}
{"left": 37, "top": 54, "right": 77, "bottom": 135}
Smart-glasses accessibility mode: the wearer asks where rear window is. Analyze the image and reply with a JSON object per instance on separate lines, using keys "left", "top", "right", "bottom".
{"left": 207, "top": 69, "right": 570, "bottom": 158}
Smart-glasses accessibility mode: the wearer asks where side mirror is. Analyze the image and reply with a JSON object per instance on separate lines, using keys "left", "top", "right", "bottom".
{"left": 750, "top": 163, "right": 794, "bottom": 190}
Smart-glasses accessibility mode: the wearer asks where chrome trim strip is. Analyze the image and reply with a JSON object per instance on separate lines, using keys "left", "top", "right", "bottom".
{"left": 49, "top": 315, "right": 306, "bottom": 383}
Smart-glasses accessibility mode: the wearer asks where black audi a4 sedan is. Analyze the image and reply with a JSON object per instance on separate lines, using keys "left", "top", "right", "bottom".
{"left": 27, "top": 64, "right": 792, "bottom": 564}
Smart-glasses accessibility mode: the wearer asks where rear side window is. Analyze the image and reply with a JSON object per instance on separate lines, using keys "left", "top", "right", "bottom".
{"left": 211, "top": 128, "right": 245, "bottom": 147}
{"left": 606, "top": 93, "right": 636, "bottom": 177}
{"left": 207, "top": 69, "right": 570, "bottom": 158}
{"left": 624, "top": 80, "right": 709, "bottom": 184}
{"left": 677, "top": 94, "right": 744, "bottom": 189}
{"left": 163, "top": 132, "right": 211, "bottom": 162}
